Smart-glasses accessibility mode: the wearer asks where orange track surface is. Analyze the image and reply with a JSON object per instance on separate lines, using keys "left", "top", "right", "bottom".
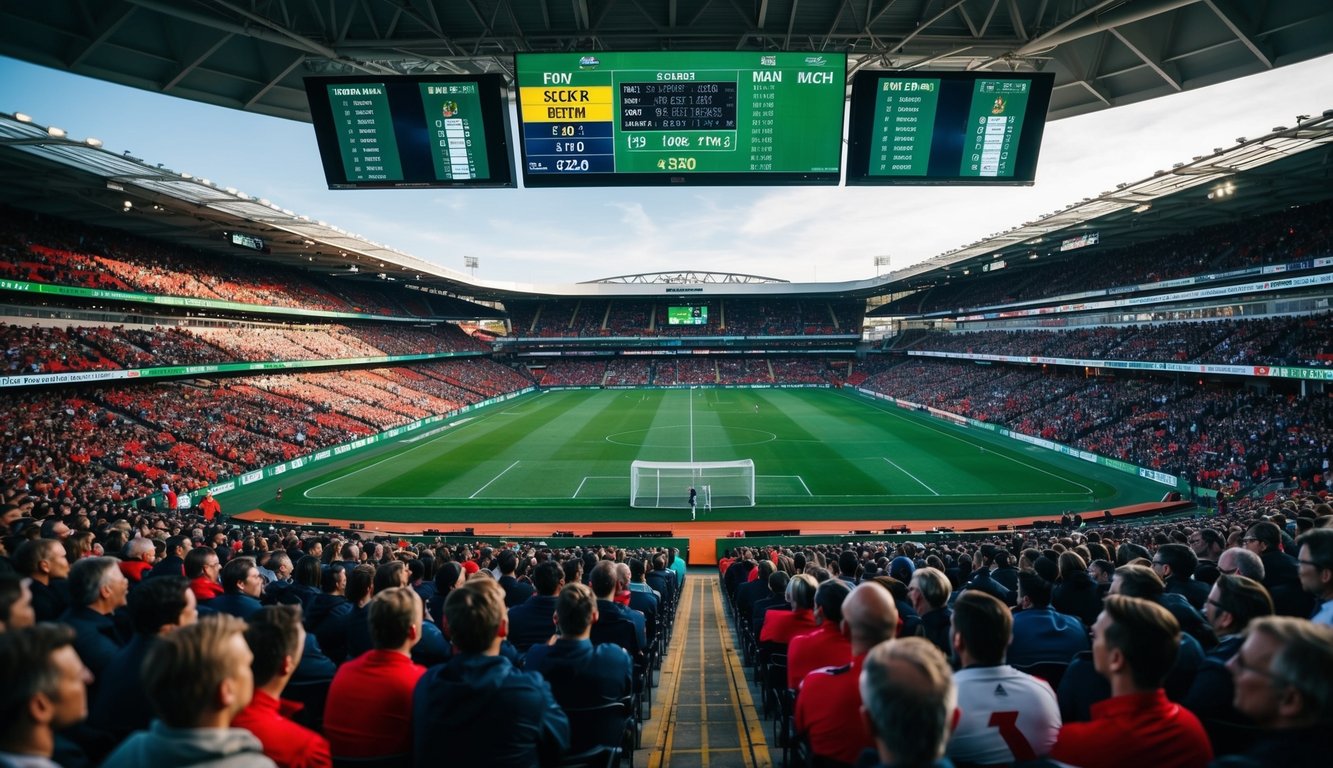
{"left": 235, "top": 500, "right": 1191, "bottom": 565}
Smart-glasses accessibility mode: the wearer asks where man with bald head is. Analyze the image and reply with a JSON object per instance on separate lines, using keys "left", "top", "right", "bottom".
{"left": 1218, "top": 547, "right": 1264, "bottom": 582}
{"left": 795, "top": 580, "right": 900, "bottom": 766}
{"left": 859, "top": 637, "right": 959, "bottom": 768}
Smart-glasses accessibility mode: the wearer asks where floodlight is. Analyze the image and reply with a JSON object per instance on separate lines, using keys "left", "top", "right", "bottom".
{"left": 47, "top": 126, "right": 66, "bottom": 138}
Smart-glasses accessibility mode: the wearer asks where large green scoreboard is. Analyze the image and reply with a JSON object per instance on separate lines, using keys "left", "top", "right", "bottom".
{"left": 514, "top": 52, "right": 847, "bottom": 187}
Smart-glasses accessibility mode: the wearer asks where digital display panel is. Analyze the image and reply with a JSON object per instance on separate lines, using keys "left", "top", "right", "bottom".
{"left": 846, "top": 71, "right": 1054, "bottom": 185}
{"left": 667, "top": 306, "right": 708, "bottom": 325}
{"left": 514, "top": 52, "right": 846, "bottom": 187}
{"left": 304, "top": 74, "right": 514, "bottom": 189}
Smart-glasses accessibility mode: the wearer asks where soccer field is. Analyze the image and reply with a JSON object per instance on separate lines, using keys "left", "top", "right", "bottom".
{"left": 255, "top": 388, "right": 1166, "bottom": 524}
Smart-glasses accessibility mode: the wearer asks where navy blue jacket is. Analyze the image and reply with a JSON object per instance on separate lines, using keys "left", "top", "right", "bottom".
{"left": 413, "top": 653, "right": 569, "bottom": 768}
{"left": 508, "top": 594, "right": 560, "bottom": 653}
{"left": 525, "top": 637, "right": 633, "bottom": 708}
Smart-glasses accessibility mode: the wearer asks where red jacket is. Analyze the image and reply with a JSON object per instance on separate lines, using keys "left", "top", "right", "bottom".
{"left": 232, "top": 690, "right": 331, "bottom": 768}
{"left": 794, "top": 653, "right": 875, "bottom": 765}
{"left": 323, "top": 649, "right": 425, "bottom": 758}
{"left": 189, "top": 576, "right": 225, "bottom": 602}
{"left": 787, "top": 621, "right": 851, "bottom": 689}
{"left": 1051, "top": 689, "right": 1212, "bottom": 768}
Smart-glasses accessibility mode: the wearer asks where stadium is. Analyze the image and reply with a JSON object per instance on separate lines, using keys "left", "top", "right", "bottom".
{"left": 1, "top": 3, "right": 1332, "bottom": 768}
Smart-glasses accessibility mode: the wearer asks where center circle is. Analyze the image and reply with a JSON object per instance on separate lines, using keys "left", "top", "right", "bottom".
{"left": 606, "top": 425, "right": 777, "bottom": 448}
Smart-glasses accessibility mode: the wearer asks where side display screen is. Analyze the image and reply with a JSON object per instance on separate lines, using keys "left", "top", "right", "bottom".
{"left": 846, "top": 71, "right": 1054, "bottom": 185}
{"left": 304, "top": 74, "right": 514, "bottom": 189}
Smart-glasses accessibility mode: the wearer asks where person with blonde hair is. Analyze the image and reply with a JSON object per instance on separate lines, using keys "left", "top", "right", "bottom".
{"left": 101, "top": 614, "right": 274, "bottom": 768}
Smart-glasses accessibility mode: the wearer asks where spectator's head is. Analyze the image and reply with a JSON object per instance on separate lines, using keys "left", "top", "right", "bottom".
{"left": 497, "top": 549, "right": 518, "bottom": 576}
{"left": 838, "top": 550, "right": 859, "bottom": 579}
{"left": 1205, "top": 574, "right": 1273, "bottom": 638}
{"left": 164, "top": 534, "right": 191, "bottom": 560}
{"left": 1093, "top": 595, "right": 1180, "bottom": 693}
{"left": 1057, "top": 551, "right": 1087, "bottom": 582}
{"left": 292, "top": 555, "right": 322, "bottom": 588}
{"left": 321, "top": 563, "right": 347, "bottom": 595}
{"left": 434, "top": 561, "right": 465, "bottom": 597}
{"left": 1088, "top": 559, "right": 1114, "bottom": 585}
{"left": 768, "top": 570, "right": 790, "bottom": 597}
{"left": 128, "top": 575, "right": 197, "bottom": 636}
{"left": 614, "top": 562, "right": 631, "bottom": 590}
{"left": 143, "top": 615, "right": 253, "bottom": 729}
{"left": 951, "top": 591, "right": 1012, "bottom": 667}
{"left": 184, "top": 547, "right": 220, "bottom": 582}
{"left": 589, "top": 560, "right": 618, "bottom": 600}
{"left": 443, "top": 578, "right": 506, "bottom": 655}
{"left": 629, "top": 558, "right": 647, "bottom": 583}
{"left": 1189, "top": 529, "right": 1226, "bottom": 560}
{"left": 1115, "top": 542, "right": 1151, "bottom": 567}
{"left": 68, "top": 556, "right": 128, "bottom": 614}
{"left": 1296, "top": 529, "right": 1333, "bottom": 600}
{"left": 0, "top": 623, "right": 90, "bottom": 756}
{"left": 0, "top": 574, "right": 36, "bottom": 632}
{"left": 908, "top": 567, "right": 951, "bottom": 615}
{"left": 786, "top": 573, "right": 818, "bottom": 611}
{"left": 301, "top": 538, "right": 323, "bottom": 560}
{"left": 531, "top": 561, "right": 564, "bottom": 597}
{"left": 1110, "top": 564, "right": 1164, "bottom": 600}
{"left": 1227, "top": 616, "right": 1333, "bottom": 729}
{"left": 264, "top": 552, "right": 292, "bottom": 582}
{"left": 244, "top": 605, "right": 305, "bottom": 692}
{"left": 859, "top": 637, "right": 957, "bottom": 767}
{"left": 369, "top": 587, "right": 423, "bottom": 652}
{"left": 843, "top": 582, "right": 900, "bottom": 655}
{"left": 1244, "top": 522, "right": 1283, "bottom": 555}
{"left": 220, "top": 556, "right": 262, "bottom": 598}
{"left": 1016, "top": 571, "right": 1052, "bottom": 609}
{"left": 1218, "top": 547, "right": 1265, "bottom": 580}
{"left": 556, "top": 582, "right": 598, "bottom": 639}
{"left": 346, "top": 564, "right": 376, "bottom": 605}
{"left": 1152, "top": 543, "right": 1198, "bottom": 580}
{"left": 374, "top": 560, "right": 409, "bottom": 592}
{"left": 124, "top": 537, "right": 155, "bottom": 564}
{"left": 13, "top": 540, "right": 69, "bottom": 584}
{"left": 812, "top": 578, "right": 851, "bottom": 627}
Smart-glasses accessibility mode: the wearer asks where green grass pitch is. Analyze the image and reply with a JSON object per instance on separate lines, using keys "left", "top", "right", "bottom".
{"left": 257, "top": 388, "right": 1167, "bottom": 524}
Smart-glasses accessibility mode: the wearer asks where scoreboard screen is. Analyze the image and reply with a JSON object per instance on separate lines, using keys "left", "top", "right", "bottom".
{"left": 514, "top": 52, "right": 846, "bottom": 187}
{"left": 845, "top": 71, "right": 1054, "bottom": 185}
{"left": 304, "top": 74, "right": 515, "bottom": 189}
{"left": 667, "top": 306, "right": 708, "bottom": 325}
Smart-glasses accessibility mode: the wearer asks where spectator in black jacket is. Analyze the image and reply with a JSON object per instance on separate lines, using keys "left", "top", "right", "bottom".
{"left": 1246, "top": 521, "right": 1314, "bottom": 618}
{"left": 1154, "top": 543, "right": 1210, "bottom": 611}
{"left": 1052, "top": 551, "right": 1103, "bottom": 628}
{"left": 909, "top": 567, "right": 953, "bottom": 658}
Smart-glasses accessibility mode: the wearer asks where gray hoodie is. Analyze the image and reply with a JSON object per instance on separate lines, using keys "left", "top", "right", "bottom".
{"left": 99, "top": 722, "right": 275, "bottom": 768}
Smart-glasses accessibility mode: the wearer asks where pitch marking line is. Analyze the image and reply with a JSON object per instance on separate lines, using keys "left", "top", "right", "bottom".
{"left": 882, "top": 457, "right": 941, "bottom": 496}
{"left": 796, "top": 475, "right": 814, "bottom": 496}
{"left": 572, "top": 477, "right": 589, "bottom": 499}
{"left": 469, "top": 460, "right": 520, "bottom": 499}
{"left": 304, "top": 396, "right": 540, "bottom": 498}
{"left": 847, "top": 392, "right": 1097, "bottom": 496}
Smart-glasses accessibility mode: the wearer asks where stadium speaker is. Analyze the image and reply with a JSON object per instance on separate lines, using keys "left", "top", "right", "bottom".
{"left": 423, "top": 528, "right": 442, "bottom": 536}
{"left": 748, "top": 529, "right": 799, "bottom": 537}
{"left": 309, "top": 522, "right": 329, "bottom": 527}
{"left": 852, "top": 530, "right": 873, "bottom": 535}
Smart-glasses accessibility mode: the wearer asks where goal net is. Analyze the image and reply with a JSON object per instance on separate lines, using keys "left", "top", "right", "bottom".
{"left": 630, "top": 459, "right": 756, "bottom": 509}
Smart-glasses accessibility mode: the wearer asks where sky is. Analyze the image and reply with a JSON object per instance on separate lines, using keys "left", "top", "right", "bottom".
{"left": 3, "top": 53, "right": 1333, "bottom": 285}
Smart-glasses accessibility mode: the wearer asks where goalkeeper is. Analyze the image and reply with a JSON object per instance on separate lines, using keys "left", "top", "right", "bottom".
{"left": 688, "top": 486, "right": 697, "bottom": 520}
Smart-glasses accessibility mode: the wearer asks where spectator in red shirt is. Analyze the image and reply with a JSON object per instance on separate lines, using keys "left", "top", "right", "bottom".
{"left": 233, "top": 605, "right": 331, "bottom": 768}
{"left": 795, "top": 580, "right": 899, "bottom": 765}
{"left": 197, "top": 491, "right": 221, "bottom": 523}
{"left": 185, "top": 547, "right": 224, "bottom": 602}
{"left": 1050, "top": 595, "right": 1213, "bottom": 768}
{"left": 323, "top": 587, "right": 426, "bottom": 760}
{"left": 761, "top": 573, "right": 819, "bottom": 645}
{"left": 787, "top": 578, "right": 851, "bottom": 688}
{"left": 118, "top": 538, "right": 156, "bottom": 584}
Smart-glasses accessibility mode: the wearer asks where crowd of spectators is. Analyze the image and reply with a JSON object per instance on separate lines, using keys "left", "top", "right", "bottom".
{"left": 3, "top": 322, "right": 487, "bottom": 376}
{"left": 535, "top": 356, "right": 852, "bottom": 386}
{"left": 506, "top": 298, "right": 865, "bottom": 338}
{"left": 0, "top": 206, "right": 472, "bottom": 318}
{"left": 877, "top": 197, "right": 1333, "bottom": 316}
{"left": 722, "top": 489, "right": 1333, "bottom": 766}
{"left": 0, "top": 359, "right": 534, "bottom": 507}
{"left": 861, "top": 359, "right": 1333, "bottom": 492}
{"left": 0, "top": 476, "right": 690, "bottom": 768}
{"left": 908, "top": 313, "right": 1333, "bottom": 368}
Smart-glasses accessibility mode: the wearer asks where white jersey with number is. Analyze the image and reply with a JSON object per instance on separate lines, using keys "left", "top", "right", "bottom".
{"left": 947, "top": 664, "right": 1061, "bottom": 764}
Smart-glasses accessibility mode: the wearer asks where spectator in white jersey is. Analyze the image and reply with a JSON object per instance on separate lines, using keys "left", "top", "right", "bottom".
{"left": 947, "top": 590, "right": 1062, "bottom": 765}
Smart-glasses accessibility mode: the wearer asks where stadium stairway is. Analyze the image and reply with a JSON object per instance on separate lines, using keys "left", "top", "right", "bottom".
{"left": 645, "top": 573, "right": 773, "bottom": 768}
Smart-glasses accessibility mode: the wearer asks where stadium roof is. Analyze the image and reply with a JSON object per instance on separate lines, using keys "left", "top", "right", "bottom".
{"left": 2, "top": 1, "right": 1331, "bottom": 122}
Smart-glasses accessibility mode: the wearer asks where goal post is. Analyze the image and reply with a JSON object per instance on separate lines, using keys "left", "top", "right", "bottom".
{"left": 629, "top": 459, "right": 755, "bottom": 508}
